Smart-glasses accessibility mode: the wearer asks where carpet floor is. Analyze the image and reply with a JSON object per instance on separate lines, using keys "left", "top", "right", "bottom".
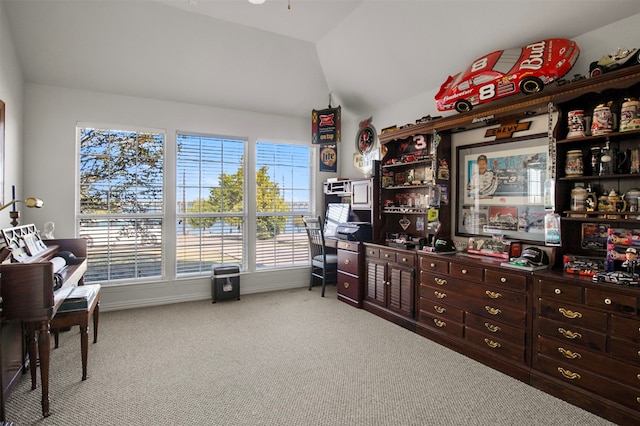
{"left": 4, "top": 286, "right": 614, "bottom": 425}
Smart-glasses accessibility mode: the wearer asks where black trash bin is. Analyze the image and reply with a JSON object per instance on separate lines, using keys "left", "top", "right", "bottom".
{"left": 211, "top": 264, "right": 240, "bottom": 303}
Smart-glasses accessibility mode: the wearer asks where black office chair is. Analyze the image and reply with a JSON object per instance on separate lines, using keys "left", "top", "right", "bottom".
{"left": 303, "top": 216, "right": 338, "bottom": 297}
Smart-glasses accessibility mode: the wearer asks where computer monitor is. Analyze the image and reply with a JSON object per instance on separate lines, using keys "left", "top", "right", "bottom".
{"left": 324, "top": 203, "right": 350, "bottom": 238}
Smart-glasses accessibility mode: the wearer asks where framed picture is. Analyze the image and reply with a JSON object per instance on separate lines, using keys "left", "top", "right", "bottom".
{"left": 456, "top": 136, "right": 548, "bottom": 243}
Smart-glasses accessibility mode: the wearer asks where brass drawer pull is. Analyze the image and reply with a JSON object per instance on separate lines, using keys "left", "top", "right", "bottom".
{"left": 484, "top": 322, "right": 501, "bottom": 333}
{"left": 430, "top": 262, "right": 436, "bottom": 268}
{"left": 485, "top": 290, "right": 502, "bottom": 299}
{"left": 461, "top": 269, "right": 468, "bottom": 275}
{"left": 433, "top": 319, "right": 446, "bottom": 328}
{"left": 558, "top": 367, "right": 581, "bottom": 380}
{"left": 344, "top": 259, "right": 350, "bottom": 265}
{"left": 484, "top": 338, "right": 501, "bottom": 349}
{"left": 485, "top": 306, "right": 501, "bottom": 315}
{"left": 345, "top": 243, "right": 351, "bottom": 249}
{"left": 558, "top": 347, "right": 581, "bottom": 359}
{"left": 604, "top": 298, "right": 612, "bottom": 305}
{"left": 384, "top": 253, "right": 391, "bottom": 258}
{"left": 637, "top": 374, "right": 640, "bottom": 381}
{"left": 434, "top": 277, "right": 447, "bottom": 286}
{"left": 637, "top": 397, "right": 640, "bottom": 404}
{"left": 559, "top": 307, "right": 582, "bottom": 319}
{"left": 343, "top": 282, "right": 350, "bottom": 289}
{"left": 558, "top": 328, "right": 582, "bottom": 340}
{"left": 500, "top": 277, "right": 507, "bottom": 283}
{"left": 554, "top": 288, "right": 562, "bottom": 295}
{"left": 434, "top": 305, "right": 446, "bottom": 314}
{"left": 401, "top": 257, "right": 408, "bottom": 262}
{"left": 434, "top": 291, "right": 446, "bottom": 299}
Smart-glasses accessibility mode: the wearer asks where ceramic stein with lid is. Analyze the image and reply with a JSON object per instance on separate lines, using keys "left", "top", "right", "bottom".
{"left": 620, "top": 98, "right": 640, "bottom": 132}
{"left": 564, "top": 150, "right": 584, "bottom": 177}
{"left": 591, "top": 103, "right": 616, "bottom": 136}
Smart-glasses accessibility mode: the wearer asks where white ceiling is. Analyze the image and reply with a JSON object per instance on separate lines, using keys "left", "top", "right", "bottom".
{"left": 4, "top": 0, "right": 640, "bottom": 119}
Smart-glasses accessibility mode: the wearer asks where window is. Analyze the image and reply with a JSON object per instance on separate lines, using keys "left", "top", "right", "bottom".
{"left": 255, "top": 141, "right": 311, "bottom": 269}
{"left": 176, "top": 134, "right": 246, "bottom": 275}
{"left": 78, "top": 126, "right": 165, "bottom": 282}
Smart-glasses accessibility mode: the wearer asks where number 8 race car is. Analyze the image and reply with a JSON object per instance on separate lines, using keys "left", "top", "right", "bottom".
{"left": 435, "top": 38, "right": 580, "bottom": 113}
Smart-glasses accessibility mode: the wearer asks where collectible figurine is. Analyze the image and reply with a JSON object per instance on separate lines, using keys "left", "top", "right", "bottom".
{"left": 622, "top": 247, "right": 638, "bottom": 274}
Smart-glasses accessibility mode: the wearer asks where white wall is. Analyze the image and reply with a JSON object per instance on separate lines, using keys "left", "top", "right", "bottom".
{"left": 21, "top": 84, "right": 320, "bottom": 310}
{"left": 370, "top": 13, "right": 640, "bottom": 132}
{"left": 0, "top": 0, "right": 24, "bottom": 226}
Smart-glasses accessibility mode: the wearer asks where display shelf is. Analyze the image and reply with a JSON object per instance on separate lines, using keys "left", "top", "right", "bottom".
{"left": 556, "top": 128, "right": 640, "bottom": 145}
{"left": 382, "top": 158, "right": 433, "bottom": 169}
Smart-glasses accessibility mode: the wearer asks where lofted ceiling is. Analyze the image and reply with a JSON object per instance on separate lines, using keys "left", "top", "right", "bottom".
{"left": 3, "top": 0, "right": 640, "bottom": 119}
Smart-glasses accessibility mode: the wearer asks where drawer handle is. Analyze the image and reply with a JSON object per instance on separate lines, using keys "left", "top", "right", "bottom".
{"left": 637, "top": 397, "right": 640, "bottom": 404}
{"left": 434, "top": 305, "right": 446, "bottom": 314}
{"left": 384, "top": 254, "right": 391, "bottom": 258}
{"left": 558, "top": 328, "right": 582, "bottom": 340}
{"left": 345, "top": 243, "right": 351, "bottom": 249}
{"left": 434, "top": 291, "right": 446, "bottom": 299}
{"left": 402, "top": 257, "right": 407, "bottom": 262}
{"left": 559, "top": 307, "right": 582, "bottom": 319}
{"left": 485, "top": 290, "right": 502, "bottom": 299}
{"left": 554, "top": 288, "right": 562, "bottom": 295}
{"left": 430, "top": 262, "right": 436, "bottom": 268}
{"left": 604, "top": 298, "right": 612, "bottom": 305}
{"left": 637, "top": 374, "right": 640, "bottom": 381}
{"left": 433, "top": 319, "right": 446, "bottom": 328}
{"left": 434, "top": 277, "right": 447, "bottom": 286}
{"left": 558, "top": 347, "right": 582, "bottom": 359}
{"left": 461, "top": 269, "right": 468, "bottom": 275}
{"left": 343, "top": 282, "right": 350, "bottom": 289}
{"left": 485, "top": 306, "right": 501, "bottom": 315}
{"left": 558, "top": 367, "right": 581, "bottom": 380}
{"left": 344, "top": 259, "right": 350, "bottom": 265}
{"left": 500, "top": 277, "right": 507, "bottom": 283}
{"left": 484, "top": 338, "right": 501, "bottom": 349}
{"left": 484, "top": 322, "right": 501, "bottom": 333}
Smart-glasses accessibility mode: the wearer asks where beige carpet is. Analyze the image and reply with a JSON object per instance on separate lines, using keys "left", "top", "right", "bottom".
{"left": 5, "top": 286, "right": 614, "bottom": 425}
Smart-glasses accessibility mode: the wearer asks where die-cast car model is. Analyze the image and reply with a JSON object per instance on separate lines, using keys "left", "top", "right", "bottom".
{"left": 435, "top": 38, "right": 580, "bottom": 113}
{"left": 589, "top": 47, "right": 640, "bottom": 78}
{"left": 593, "top": 271, "right": 640, "bottom": 286}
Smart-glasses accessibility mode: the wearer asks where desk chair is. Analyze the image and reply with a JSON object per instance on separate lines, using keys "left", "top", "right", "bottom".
{"left": 303, "top": 216, "right": 338, "bottom": 297}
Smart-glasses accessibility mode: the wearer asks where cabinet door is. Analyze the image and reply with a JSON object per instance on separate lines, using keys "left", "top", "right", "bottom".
{"left": 365, "top": 258, "right": 386, "bottom": 306}
{"left": 388, "top": 263, "right": 415, "bottom": 318}
{"left": 351, "top": 179, "right": 372, "bottom": 209}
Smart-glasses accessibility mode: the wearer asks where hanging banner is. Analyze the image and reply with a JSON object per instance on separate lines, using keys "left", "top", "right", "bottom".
{"left": 319, "top": 144, "right": 338, "bottom": 172}
{"left": 312, "top": 106, "right": 341, "bottom": 144}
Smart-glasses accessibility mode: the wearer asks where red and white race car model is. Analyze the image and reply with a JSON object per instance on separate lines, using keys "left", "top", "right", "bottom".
{"left": 435, "top": 38, "right": 580, "bottom": 113}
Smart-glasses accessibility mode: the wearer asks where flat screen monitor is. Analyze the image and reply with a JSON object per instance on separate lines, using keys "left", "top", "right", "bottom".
{"left": 324, "top": 203, "right": 350, "bottom": 238}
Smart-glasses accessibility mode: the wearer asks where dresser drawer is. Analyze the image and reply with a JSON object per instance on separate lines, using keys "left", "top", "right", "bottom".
{"left": 380, "top": 249, "right": 396, "bottom": 263}
{"left": 609, "top": 336, "right": 640, "bottom": 367}
{"left": 365, "top": 246, "right": 380, "bottom": 258}
{"left": 466, "top": 312, "right": 525, "bottom": 344}
{"left": 419, "top": 256, "right": 449, "bottom": 274}
{"left": 418, "top": 311, "right": 464, "bottom": 338}
{"left": 536, "top": 279, "right": 582, "bottom": 304}
{"left": 419, "top": 285, "right": 467, "bottom": 309}
{"left": 537, "top": 354, "right": 640, "bottom": 412}
{"left": 337, "top": 271, "right": 361, "bottom": 301}
{"left": 537, "top": 336, "right": 640, "bottom": 389}
{"left": 536, "top": 317, "right": 606, "bottom": 352}
{"left": 396, "top": 252, "right": 415, "bottom": 267}
{"left": 485, "top": 269, "right": 527, "bottom": 291}
{"left": 463, "top": 294, "right": 527, "bottom": 327}
{"left": 585, "top": 288, "right": 637, "bottom": 315}
{"left": 460, "top": 283, "right": 526, "bottom": 311}
{"left": 610, "top": 315, "right": 640, "bottom": 343}
{"left": 538, "top": 299, "right": 607, "bottom": 331}
{"left": 337, "top": 240, "right": 358, "bottom": 252}
{"left": 338, "top": 249, "right": 359, "bottom": 276}
{"left": 465, "top": 327, "right": 526, "bottom": 363}
{"left": 419, "top": 272, "right": 454, "bottom": 288}
{"left": 418, "top": 299, "right": 464, "bottom": 323}
{"left": 449, "top": 262, "right": 483, "bottom": 281}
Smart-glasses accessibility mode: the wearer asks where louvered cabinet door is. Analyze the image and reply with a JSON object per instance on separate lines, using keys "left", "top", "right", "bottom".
{"left": 388, "top": 263, "right": 415, "bottom": 318}
{"left": 365, "top": 258, "right": 386, "bottom": 306}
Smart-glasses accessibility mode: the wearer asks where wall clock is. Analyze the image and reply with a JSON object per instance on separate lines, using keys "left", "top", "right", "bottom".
{"left": 356, "top": 117, "right": 376, "bottom": 155}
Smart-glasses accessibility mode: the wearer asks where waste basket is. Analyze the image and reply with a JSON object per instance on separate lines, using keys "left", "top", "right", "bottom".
{"left": 211, "top": 264, "right": 240, "bottom": 303}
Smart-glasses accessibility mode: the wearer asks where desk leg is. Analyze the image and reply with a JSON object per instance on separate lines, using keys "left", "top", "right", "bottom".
{"left": 80, "top": 319, "right": 88, "bottom": 381}
{"left": 93, "top": 301, "right": 100, "bottom": 344}
{"left": 36, "top": 321, "right": 51, "bottom": 418}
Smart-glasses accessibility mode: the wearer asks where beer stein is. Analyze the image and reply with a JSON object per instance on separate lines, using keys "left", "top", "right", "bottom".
{"left": 589, "top": 146, "right": 602, "bottom": 176}
{"left": 623, "top": 188, "right": 640, "bottom": 213}
{"left": 631, "top": 147, "right": 640, "bottom": 174}
{"left": 598, "top": 140, "right": 616, "bottom": 176}
{"left": 570, "top": 183, "right": 595, "bottom": 217}
{"left": 566, "top": 110, "right": 586, "bottom": 138}
{"left": 591, "top": 103, "right": 616, "bottom": 136}
{"left": 620, "top": 98, "right": 640, "bottom": 132}
{"left": 606, "top": 189, "right": 626, "bottom": 218}
{"left": 616, "top": 149, "right": 630, "bottom": 174}
{"left": 564, "top": 150, "right": 584, "bottom": 177}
